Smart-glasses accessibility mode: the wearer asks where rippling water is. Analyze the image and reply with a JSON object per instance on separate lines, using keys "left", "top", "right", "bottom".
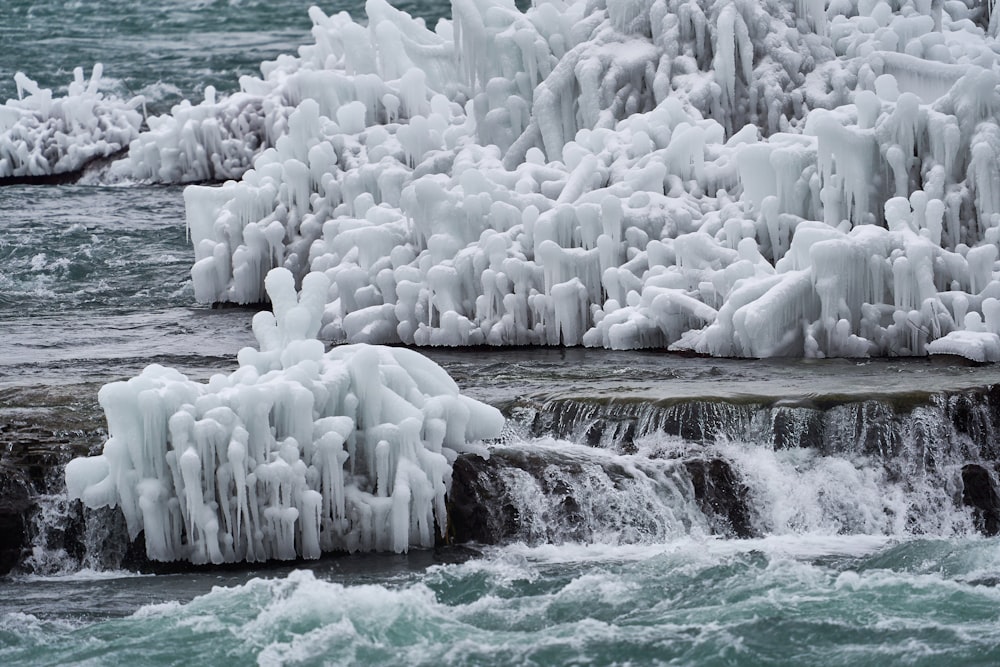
{"left": 4, "top": 538, "right": 1000, "bottom": 666}
{"left": 0, "top": 185, "right": 189, "bottom": 312}
{"left": 3, "top": 1, "right": 1000, "bottom": 665}
{"left": 0, "top": 185, "right": 254, "bottom": 380}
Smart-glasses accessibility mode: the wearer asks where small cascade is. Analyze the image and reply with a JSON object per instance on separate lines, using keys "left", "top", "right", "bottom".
{"left": 517, "top": 398, "right": 763, "bottom": 450}
{"left": 448, "top": 428, "right": 984, "bottom": 547}
{"left": 21, "top": 485, "right": 82, "bottom": 574}
{"left": 445, "top": 384, "right": 1000, "bottom": 547}
{"left": 448, "top": 440, "right": 744, "bottom": 546}
{"left": 16, "top": 467, "right": 134, "bottom": 575}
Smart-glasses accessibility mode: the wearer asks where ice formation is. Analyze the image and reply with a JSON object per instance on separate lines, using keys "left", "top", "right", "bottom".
{"left": 24, "top": 0, "right": 1000, "bottom": 360}
{"left": 0, "top": 65, "right": 142, "bottom": 178}
{"left": 65, "top": 267, "right": 504, "bottom": 563}
{"left": 112, "top": 85, "right": 273, "bottom": 184}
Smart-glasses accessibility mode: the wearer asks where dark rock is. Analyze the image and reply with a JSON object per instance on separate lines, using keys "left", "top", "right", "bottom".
{"left": 448, "top": 449, "right": 756, "bottom": 546}
{"left": 0, "top": 467, "right": 34, "bottom": 575}
{"left": 961, "top": 463, "right": 1000, "bottom": 536}
{"left": 684, "top": 458, "right": 753, "bottom": 538}
{"left": 446, "top": 454, "right": 520, "bottom": 545}
{"left": 770, "top": 406, "right": 824, "bottom": 451}
{"left": 947, "top": 386, "right": 1000, "bottom": 460}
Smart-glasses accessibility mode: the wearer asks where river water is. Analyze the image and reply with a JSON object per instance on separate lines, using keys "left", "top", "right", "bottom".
{"left": 2, "top": 1, "right": 1000, "bottom": 665}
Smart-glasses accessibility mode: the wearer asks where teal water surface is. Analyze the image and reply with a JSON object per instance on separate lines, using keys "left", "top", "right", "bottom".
{"left": 3, "top": 538, "right": 1000, "bottom": 666}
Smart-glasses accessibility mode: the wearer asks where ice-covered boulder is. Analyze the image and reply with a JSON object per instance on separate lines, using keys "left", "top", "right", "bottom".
{"left": 65, "top": 267, "right": 504, "bottom": 564}
{"left": 111, "top": 1, "right": 463, "bottom": 185}
{"left": 0, "top": 65, "right": 142, "bottom": 180}
{"left": 927, "top": 329, "right": 1000, "bottom": 362}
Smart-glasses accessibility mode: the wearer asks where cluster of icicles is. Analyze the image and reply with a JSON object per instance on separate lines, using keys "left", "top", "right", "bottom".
{"left": 0, "top": 64, "right": 141, "bottom": 178}
{"left": 9, "top": 0, "right": 1000, "bottom": 360}
{"left": 65, "top": 268, "right": 504, "bottom": 563}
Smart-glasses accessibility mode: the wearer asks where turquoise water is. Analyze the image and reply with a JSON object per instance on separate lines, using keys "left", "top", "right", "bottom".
{"left": 3, "top": 538, "right": 1000, "bottom": 666}
{"left": 0, "top": 185, "right": 191, "bottom": 316}
{"left": 3, "top": 1, "right": 1000, "bottom": 665}
{"left": 0, "top": 184, "right": 256, "bottom": 411}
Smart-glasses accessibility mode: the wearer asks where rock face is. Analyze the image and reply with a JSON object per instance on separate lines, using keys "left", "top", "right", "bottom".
{"left": 447, "top": 449, "right": 754, "bottom": 545}
{"left": 962, "top": 464, "right": 1000, "bottom": 536}
{"left": 447, "top": 454, "right": 521, "bottom": 545}
{"left": 683, "top": 458, "right": 752, "bottom": 539}
{"left": 0, "top": 467, "right": 33, "bottom": 575}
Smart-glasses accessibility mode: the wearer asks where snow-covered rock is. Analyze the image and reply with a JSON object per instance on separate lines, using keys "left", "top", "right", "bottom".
{"left": 65, "top": 267, "right": 504, "bottom": 564}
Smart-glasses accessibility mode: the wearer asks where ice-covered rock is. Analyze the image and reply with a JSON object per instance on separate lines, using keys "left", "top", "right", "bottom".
{"left": 0, "top": 65, "right": 142, "bottom": 179}
{"left": 110, "top": 1, "right": 464, "bottom": 185}
{"left": 65, "top": 267, "right": 504, "bottom": 564}
{"left": 927, "top": 329, "right": 1000, "bottom": 362}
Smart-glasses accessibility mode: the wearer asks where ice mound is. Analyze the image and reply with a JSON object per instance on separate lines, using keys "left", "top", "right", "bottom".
{"left": 0, "top": 65, "right": 142, "bottom": 179}
{"left": 110, "top": 1, "right": 462, "bottom": 185}
{"left": 64, "top": 267, "right": 504, "bottom": 564}
{"left": 166, "top": 0, "right": 1000, "bottom": 360}
{"left": 926, "top": 330, "right": 1000, "bottom": 362}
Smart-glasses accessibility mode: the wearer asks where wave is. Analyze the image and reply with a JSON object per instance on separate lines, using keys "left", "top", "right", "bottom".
{"left": 5, "top": 539, "right": 1000, "bottom": 666}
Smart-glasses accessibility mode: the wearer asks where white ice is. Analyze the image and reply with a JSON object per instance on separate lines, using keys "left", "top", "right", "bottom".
{"left": 65, "top": 267, "right": 504, "bottom": 563}
{"left": 0, "top": 66, "right": 142, "bottom": 178}
{"left": 21, "top": 0, "right": 1000, "bottom": 361}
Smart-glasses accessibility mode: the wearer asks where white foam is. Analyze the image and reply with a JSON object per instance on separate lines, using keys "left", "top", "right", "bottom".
{"left": 488, "top": 533, "right": 896, "bottom": 566}
{"left": 12, "top": 568, "right": 152, "bottom": 583}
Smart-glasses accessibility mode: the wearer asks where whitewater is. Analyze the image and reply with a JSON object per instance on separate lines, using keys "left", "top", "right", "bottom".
{"left": 3, "top": 0, "right": 1000, "bottom": 665}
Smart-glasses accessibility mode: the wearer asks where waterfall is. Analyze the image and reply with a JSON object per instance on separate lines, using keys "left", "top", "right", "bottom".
{"left": 448, "top": 385, "right": 1000, "bottom": 546}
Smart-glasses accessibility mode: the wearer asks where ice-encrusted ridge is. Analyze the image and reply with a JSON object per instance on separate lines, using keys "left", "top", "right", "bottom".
{"left": 170, "top": 0, "right": 1000, "bottom": 360}
{"left": 11, "top": 0, "right": 1000, "bottom": 360}
{"left": 0, "top": 65, "right": 142, "bottom": 180}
